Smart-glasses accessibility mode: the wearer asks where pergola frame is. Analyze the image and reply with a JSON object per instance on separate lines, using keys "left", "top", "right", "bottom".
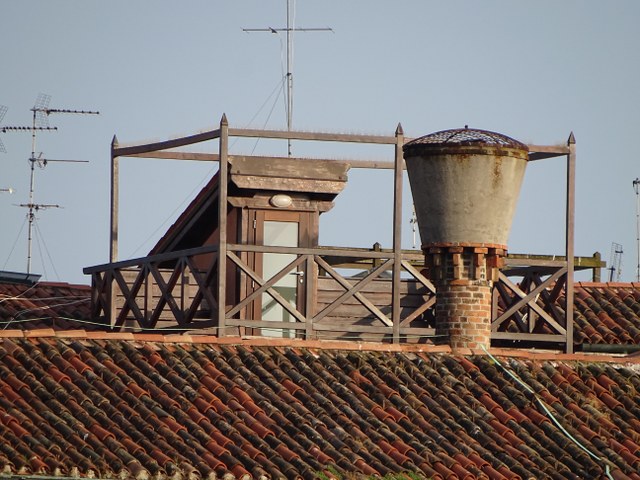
{"left": 95, "top": 117, "right": 579, "bottom": 350}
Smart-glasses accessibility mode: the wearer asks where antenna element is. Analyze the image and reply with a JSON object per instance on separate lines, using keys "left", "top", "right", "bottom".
{"left": 243, "top": 0, "right": 332, "bottom": 157}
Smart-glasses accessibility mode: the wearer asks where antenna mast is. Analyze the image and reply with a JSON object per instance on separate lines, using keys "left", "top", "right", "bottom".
{"left": 1, "top": 94, "right": 98, "bottom": 273}
{"left": 608, "top": 242, "right": 623, "bottom": 282}
{"left": 243, "top": 0, "right": 332, "bottom": 157}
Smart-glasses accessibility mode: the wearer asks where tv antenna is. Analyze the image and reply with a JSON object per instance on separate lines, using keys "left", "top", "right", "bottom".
{"left": 1, "top": 94, "right": 98, "bottom": 273}
{"left": 243, "top": 0, "right": 332, "bottom": 157}
{"left": 608, "top": 242, "right": 623, "bottom": 282}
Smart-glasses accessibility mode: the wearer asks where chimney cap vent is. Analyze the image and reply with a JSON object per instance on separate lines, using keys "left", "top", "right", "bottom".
{"left": 404, "top": 127, "right": 528, "bottom": 153}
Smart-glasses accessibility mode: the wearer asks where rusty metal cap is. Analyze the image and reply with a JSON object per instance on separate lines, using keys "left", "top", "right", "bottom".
{"left": 403, "top": 127, "right": 528, "bottom": 156}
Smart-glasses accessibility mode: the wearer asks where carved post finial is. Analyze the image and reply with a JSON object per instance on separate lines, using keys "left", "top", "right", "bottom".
{"left": 395, "top": 123, "right": 404, "bottom": 136}
{"left": 220, "top": 113, "right": 228, "bottom": 126}
{"left": 568, "top": 131, "right": 576, "bottom": 145}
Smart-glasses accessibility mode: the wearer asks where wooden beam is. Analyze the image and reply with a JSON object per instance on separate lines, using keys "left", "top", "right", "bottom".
{"left": 566, "top": 132, "right": 576, "bottom": 353}
{"left": 228, "top": 127, "right": 398, "bottom": 145}
{"left": 492, "top": 269, "right": 568, "bottom": 334}
{"left": 313, "top": 258, "right": 394, "bottom": 324}
{"left": 84, "top": 245, "right": 219, "bottom": 273}
{"left": 109, "top": 136, "right": 119, "bottom": 327}
{"left": 392, "top": 123, "right": 404, "bottom": 344}
{"left": 113, "top": 129, "right": 221, "bottom": 157}
{"left": 314, "top": 256, "right": 393, "bottom": 327}
{"left": 110, "top": 136, "right": 119, "bottom": 263}
{"left": 228, "top": 243, "right": 395, "bottom": 258}
{"left": 527, "top": 144, "right": 571, "bottom": 161}
{"left": 126, "top": 151, "right": 219, "bottom": 161}
{"left": 217, "top": 115, "right": 228, "bottom": 337}
{"left": 491, "top": 332, "right": 567, "bottom": 342}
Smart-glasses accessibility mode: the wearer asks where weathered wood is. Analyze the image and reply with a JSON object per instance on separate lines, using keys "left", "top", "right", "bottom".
{"left": 225, "top": 251, "right": 307, "bottom": 322}
{"left": 228, "top": 127, "right": 399, "bottom": 145}
{"left": 127, "top": 151, "right": 219, "bottom": 161}
{"left": 228, "top": 243, "right": 395, "bottom": 259}
{"left": 305, "top": 254, "right": 316, "bottom": 338}
{"left": 311, "top": 322, "right": 435, "bottom": 336}
{"left": 84, "top": 245, "right": 219, "bottom": 273}
{"left": 400, "top": 260, "right": 436, "bottom": 293}
{"left": 184, "top": 255, "right": 218, "bottom": 321}
{"left": 228, "top": 195, "right": 335, "bottom": 213}
{"left": 114, "top": 266, "right": 148, "bottom": 327}
{"left": 114, "top": 129, "right": 221, "bottom": 157}
{"left": 315, "top": 256, "right": 393, "bottom": 326}
{"left": 226, "top": 319, "right": 306, "bottom": 330}
{"left": 109, "top": 138, "right": 119, "bottom": 326}
{"left": 392, "top": 124, "right": 404, "bottom": 343}
{"left": 149, "top": 262, "right": 185, "bottom": 326}
{"left": 492, "top": 269, "right": 567, "bottom": 334}
{"left": 232, "top": 176, "right": 347, "bottom": 194}
{"left": 566, "top": 133, "right": 576, "bottom": 353}
{"left": 217, "top": 115, "right": 229, "bottom": 337}
{"left": 491, "top": 332, "right": 569, "bottom": 342}
{"left": 230, "top": 156, "right": 349, "bottom": 180}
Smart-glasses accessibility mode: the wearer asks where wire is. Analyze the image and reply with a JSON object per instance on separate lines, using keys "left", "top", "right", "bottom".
{"left": 2, "top": 215, "right": 27, "bottom": 270}
{"left": 480, "top": 345, "right": 615, "bottom": 479}
{"left": 0, "top": 293, "right": 88, "bottom": 304}
{"left": 0, "top": 315, "right": 238, "bottom": 333}
{"left": 250, "top": 80, "right": 286, "bottom": 155}
{"left": 34, "top": 219, "right": 60, "bottom": 281}
{"left": 13, "top": 297, "right": 90, "bottom": 319}
{"left": 33, "top": 219, "right": 48, "bottom": 279}
{"left": 0, "top": 282, "right": 40, "bottom": 304}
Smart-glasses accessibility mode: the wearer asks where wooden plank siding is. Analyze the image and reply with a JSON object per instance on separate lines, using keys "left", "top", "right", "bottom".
{"left": 112, "top": 268, "right": 207, "bottom": 328}
{"left": 313, "top": 276, "right": 434, "bottom": 342}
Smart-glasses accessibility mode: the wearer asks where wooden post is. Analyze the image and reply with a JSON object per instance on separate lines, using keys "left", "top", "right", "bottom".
{"left": 565, "top": 132, "right": 576, "bottom": 353}
{"left": 110, "top": 135, "right": 119, "bottom": 263}
{"left": 305, "top": 255, "right": 315, "bottom": 339}
{"left": 592, "top": 251, "right": 602, "bottom": 282}
{"left": 217, "top": 115, "right": 229, "bottom": 337}
{"left": 109, "top": 136, "right": 119, "bottom": 326}
{"left": 392, "top": 123, "right": 404, "bottom": 344}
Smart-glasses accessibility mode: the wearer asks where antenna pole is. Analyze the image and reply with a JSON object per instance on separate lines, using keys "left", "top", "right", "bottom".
{"left": 286, "top": 0, "right": 293, "bottom": 156}
{"left": 1, "top": 94, "right": 98, "bottom": 273}
{"left": 242, "top": 1, "right": 332, "bottom": 157}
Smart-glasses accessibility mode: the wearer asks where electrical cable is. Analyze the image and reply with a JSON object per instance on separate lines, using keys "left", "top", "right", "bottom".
{"left": 13, "top": 297, "right": 90, "bottom": 319}
{"left": 480, "top": 345, "right": 615, "bottom": 479}
{"left": 0, "top": 282, "right": 40, "bottom": 304}
{"left": 34, "top": 219, "right": 60, "bottom": 281}
{"left": 250, "top": 80, "right": 285, "bottom": 155}
{"left": 2, "top": 215, "right": 27, "bottom": 270}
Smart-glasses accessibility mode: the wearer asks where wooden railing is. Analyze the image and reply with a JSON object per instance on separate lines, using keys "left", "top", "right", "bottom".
{"left": 84, "top": 244, "right": 437, "bottom": 341}
{"left": 224, "top": 243, "right": 436, "bottom": 342}
{"left": 85, "top": 245, "right": 602, "bottom": 347}
{"left": 84, "top": 246, "right": 219, "bottom": 330}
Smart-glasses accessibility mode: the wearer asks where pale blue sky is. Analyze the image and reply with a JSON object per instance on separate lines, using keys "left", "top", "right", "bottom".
{"left": 1, "top": 1, "right": 639, "bottom": 284}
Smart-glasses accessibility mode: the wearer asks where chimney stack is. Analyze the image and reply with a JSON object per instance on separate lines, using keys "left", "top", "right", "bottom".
{"left": 403, "top": 128, "right": 528, "bottom": 350}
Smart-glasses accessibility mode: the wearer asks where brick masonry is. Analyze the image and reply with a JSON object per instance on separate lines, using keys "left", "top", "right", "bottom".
{"left": 426, "top": 245, "right": 503, "bottom": 351}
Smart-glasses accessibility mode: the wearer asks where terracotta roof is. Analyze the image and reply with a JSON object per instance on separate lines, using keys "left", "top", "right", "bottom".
{"left": 0, "top": 333, "right": 639, "bottom": 479}
{"left": 149, "top": 173, "right": 219, "bottom": 256}
{"left": 4, "top": 279, "right": 640, "bottom": 349}
{"left": 0, "top": 281, "right": 93, "bottom": 331}
{"left": 574, "top": 283, "right": 640, "bottom": 345}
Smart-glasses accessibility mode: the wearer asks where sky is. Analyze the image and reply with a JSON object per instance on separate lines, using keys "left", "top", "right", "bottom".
{"left": 1, "top": 1, "right": 639, "bottom": 285}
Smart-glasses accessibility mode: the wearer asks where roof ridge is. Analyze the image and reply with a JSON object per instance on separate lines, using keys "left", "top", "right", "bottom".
{"left": 1, "top": 329, "right": 639, "bottom": 363}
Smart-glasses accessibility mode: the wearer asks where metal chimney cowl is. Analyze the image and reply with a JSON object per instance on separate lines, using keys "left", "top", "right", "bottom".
{"left": 403, "top": 127, "right": 529, "bottom": 351}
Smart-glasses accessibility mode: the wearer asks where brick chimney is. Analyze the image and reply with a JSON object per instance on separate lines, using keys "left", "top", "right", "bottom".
{"left": 403, "top": 128, "right": 529, "bottom": 350}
